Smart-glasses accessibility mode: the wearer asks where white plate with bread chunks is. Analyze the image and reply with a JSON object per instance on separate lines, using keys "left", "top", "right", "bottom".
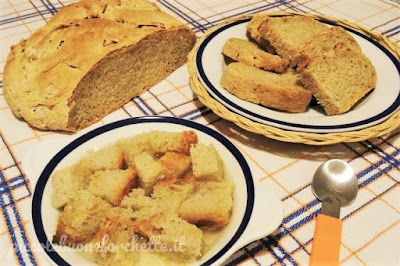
{"left": 188, "top": 12, "right": 399, "bottom": 144}
{"left": 26, "top": 117, "right": 283, "bottom": 266}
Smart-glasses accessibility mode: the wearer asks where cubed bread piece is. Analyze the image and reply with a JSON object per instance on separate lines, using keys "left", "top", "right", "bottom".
{"left": 90, "top": 208, "right": 139, "bottom": 266}
{"left": 133, "top": 152, "right": 164, "bottom": 194}
{"left": 120, "top": 130, "right": 198, "bottom": 167}
{"left": 51, "top": 164, "right": 91, "bottom": 209}
{"left": 293, "top": 26, "right": 361, "bottom": 71}
{"left": 190, "top": 144, "right": 224, "bottom": 181}
{"left": 133, "top": 211, "right": 203, "bottom": 262}
{"left": 78, "top": 145, "right": 125, "bottom": 172}
{"left": 53, "top": 190, "right": 111, "bottom": 245}
{"left": 159, "top": 152, "right": 191, "bottom": 181}
{"left": 179, "top": 181, "right": 233, "bottom": 228}
{"left": 152, "top": 173, "right": 197, "bottom": 210}
{"left": 87, "top": 168, "right": 137, "bottom": 205}
{"left": 256, "top": 15, "right": 329, "bottom": 63}
{"left": 222, "top": 38, "right": 288, "bottom": 73}
{"left": 300, "top": 44, "right": 377, "bottom": 115}
{"left": 220, "top": 62, "right": 312, "bottom": 113}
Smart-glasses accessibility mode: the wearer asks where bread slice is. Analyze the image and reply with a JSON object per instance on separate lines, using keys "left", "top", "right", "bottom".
{"left": 255, "top": 15, "right": 329, "bottom": 63}
{"left": 222, "top": 38, "right": 288, "bottom": 73}
{"left": 293, "top": 26, "right": 361, "bottom": 71}
{"left": 190, "top": 143, "right": 224, "bottom": 181}
{"left": 300, "top": 44, "right": 377, "bottom": 115}
{"left": 246, "top": 13, "right": 276, "bottom": 54}
{"left": 3, "top": 0, "right": 196, "bottom": 131}
{"left": 87, "top": 168, "right": 137, "bottom": 205}
{"left": 220, "top": 62, "right": 312, "bottom": 113}
{"left": 52, "top": 190, "right": 111, "bottom": 245}
{"left": 179, "top": 180, "right": 233, "bottom": 228}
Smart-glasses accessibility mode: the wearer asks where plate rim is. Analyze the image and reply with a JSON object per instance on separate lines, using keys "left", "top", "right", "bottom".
{"left": 31, "top": 116, "right": 256, "bottom": 266}
{"left": 188, "top": 11, "right": 400, "bottom": 145}
{"left": 195, "top": 16, "right": 400, "bottom": 133}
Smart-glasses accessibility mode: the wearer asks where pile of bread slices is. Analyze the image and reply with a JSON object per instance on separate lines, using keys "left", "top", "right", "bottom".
{"left": 220, "top": 14, "right": 377, "bottom": 115}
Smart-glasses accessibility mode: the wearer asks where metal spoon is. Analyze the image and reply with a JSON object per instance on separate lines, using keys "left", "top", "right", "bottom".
{"left": 310, "top": 159, "right": 358, "bottom": 266}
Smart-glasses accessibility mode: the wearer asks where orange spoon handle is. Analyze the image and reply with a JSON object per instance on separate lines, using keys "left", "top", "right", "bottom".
{"left": 310, "top": 214, "right": 343, "bottom": 266}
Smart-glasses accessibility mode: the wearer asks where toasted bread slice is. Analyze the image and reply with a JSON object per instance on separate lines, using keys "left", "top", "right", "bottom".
{"left": 294, "top": 26, "right": 361, "bottom": 71}
{"left": 256, "top": 15, "right": 329, "bottom": 63}
{"left": 87, "top": 168, "right": 137, "bottom": 205}
{"left": 222, "top": 38, "right": 288, "bottom": 73}
{"left": 300, "top": 44, "right": 377, "bottom": 115}
{"left": 220, "top": 62, "right": 312, "bottom": 113}
{"left": 159, "top": 151, "right": 191, "bottom": 181}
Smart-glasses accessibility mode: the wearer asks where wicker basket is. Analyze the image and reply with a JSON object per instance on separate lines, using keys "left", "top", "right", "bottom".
{"left": 187, "top": 11, "right": 400, "bottom": 145}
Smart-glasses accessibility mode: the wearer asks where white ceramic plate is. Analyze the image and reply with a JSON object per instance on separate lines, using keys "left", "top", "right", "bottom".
{"left": 195, "top": 17, "right": 400, "bottom": 133}
{"left": 26, "top": 117, "right": 283, "bottom": 266}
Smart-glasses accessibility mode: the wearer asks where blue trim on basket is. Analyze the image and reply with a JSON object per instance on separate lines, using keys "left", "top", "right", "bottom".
{"left": 32, "top": 116, "right": 254, "bottom": 266}
{"left": 196, "top": 17, "right": 400, "bottom": 132}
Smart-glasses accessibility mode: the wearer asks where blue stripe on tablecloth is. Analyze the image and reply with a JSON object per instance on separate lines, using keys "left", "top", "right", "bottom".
{"left": 132, "top": 97, "right": 156, "bottom": 115}
{"left": 0, "top": 11, "right": 49, "bottom": 25}
{"left": 157, "top": 0, "right": 206, "bottom": 32}
{"left": 0, "top": 170, "right": 36, "bottom": 265}
{"left": 39, "top": 0, "right": 57, "bottom": 15}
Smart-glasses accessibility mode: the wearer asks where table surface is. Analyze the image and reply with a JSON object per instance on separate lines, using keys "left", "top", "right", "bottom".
{"left": 0, "top": 0, "right": 399, "bottom": 265}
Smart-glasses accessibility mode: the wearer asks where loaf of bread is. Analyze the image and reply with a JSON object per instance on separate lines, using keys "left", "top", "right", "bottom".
{"left": 248, "top": 15, "right": 329, "bottom": 64}
{"left": 222, "top": 38, "right": 288, "bottom": 73}
{"left": 3, "top": 0, "right": 196, "bottom": 131}
{"left": 300, "top": 44, "right": 377, "bottom": 115}
{"left": 293, "top": 26, "right": 361, "bottom": 71}
{"left": 220, "top": 62, "right": 312, "bottom": 113}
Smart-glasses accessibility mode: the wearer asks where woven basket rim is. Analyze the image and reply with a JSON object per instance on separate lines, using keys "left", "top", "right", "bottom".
{"left": 187, "top": 11, "right": 400, "bottom": 145}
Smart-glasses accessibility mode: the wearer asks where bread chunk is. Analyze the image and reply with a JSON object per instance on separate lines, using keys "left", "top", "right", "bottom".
{"left": 222, "top": 38, "right": 288, "bottom": 73}
{"left": 3, "top": 0, "right": 196, "bottom": 131}
{"left": 300, "top": 44, "right": 377, "bottom": 115}
{"left": 90, "top": 208, "right": 139, "bottom": 266}
{"left": 293, "top": 26, "right": 361, "bottom": 71}
{"left": 190, "top": 144, "right": 224, "bottom": 181}
{"left": 133, "top": 211, "right": 203, "bottom": 261}
{"left": 120, "top": 130, "right": 198, "bottom": 167}
{"left": 159, "top": 152, "right": 191, "bottom": 181}
{"left": 87, "top": 168, "right": 137, "bottom": 205}
{"left": 51, "top": 165, "right": 91, "bottom": 209}
{"left": 255, "top": 15, "right": 329, "bottom": 63}
{"left": 53, "top": 191, "right": 111, "bottom": 245}
{"left": 220, "top": 62, "right": 312, "bottom": 113}
{"left": 78, "top": 145, "right": 125, "bottom": 172}
{"left": 133, "top": 152, "right": 164, "bottom": 194}
{"left": 179, "top": 180, "right": 233, "bottom": 228}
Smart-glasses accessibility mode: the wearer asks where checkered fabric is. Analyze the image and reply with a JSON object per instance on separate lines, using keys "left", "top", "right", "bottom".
{"left": 0, "top": 0, "right": 399, "bottom": 265}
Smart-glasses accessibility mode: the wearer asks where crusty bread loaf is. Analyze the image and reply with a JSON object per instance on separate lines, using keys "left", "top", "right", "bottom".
{"left": 300, "top": 44, "right": 377, "bottom": 115}
{"left": 3, "top": 0, "right": 196, "bottom": 131}
{"left": 222, "top": 38, "right": 288, "bottom": 73}
{"left": 220, "top": 62, "right": 312, "bottom": 113}
{"left": 251, "top": 15, "right": 329, "bottom": 63}
{"left": 293, "top": 26, "right": 361, "bottom": 71}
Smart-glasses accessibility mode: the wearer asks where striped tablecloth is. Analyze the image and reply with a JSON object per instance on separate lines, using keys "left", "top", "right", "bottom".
{"left": 0, "top": 0, "right": 399, "bottom": 265}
